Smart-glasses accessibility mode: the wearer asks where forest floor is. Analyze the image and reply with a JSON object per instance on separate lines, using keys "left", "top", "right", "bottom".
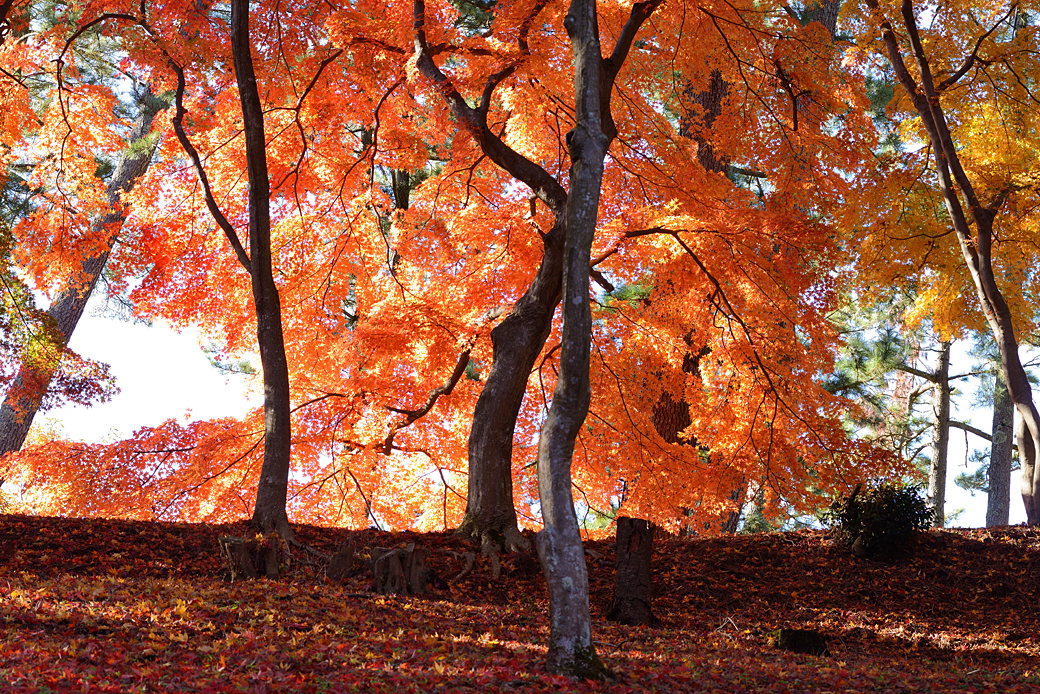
{"left": 1, "top": 515, "right": 1038, "bottom": 693}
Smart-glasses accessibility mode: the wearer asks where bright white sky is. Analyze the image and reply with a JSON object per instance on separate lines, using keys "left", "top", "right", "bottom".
{"left": 41, "top": 300, "right": 257, "bottom": 443}
{"left": 37, "top": 303, "right": 1029, "bottom": 528}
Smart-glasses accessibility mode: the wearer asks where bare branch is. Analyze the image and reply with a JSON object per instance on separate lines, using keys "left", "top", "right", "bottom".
{"left": 949, "top": 419, "right": 1018, "bottom": 451}
{"left": 411, "top": 0, "right": 567, "bottom": 213}
{"left": 935, "top": 4, "right": 1017, "bottom": 92}
{"left": 382, "top": 346, "right": 473, "bottom": 454}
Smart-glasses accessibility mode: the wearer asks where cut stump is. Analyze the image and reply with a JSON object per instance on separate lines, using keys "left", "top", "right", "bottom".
{"left": 371, "top": 543, "right": 426, "bottom": 595}
{"left": 606, "top": 516, "right": 659, "bottom": 627}
{"left": 328, "top": 542, "right": 354, "bottom": 583}
{"left": 218, "top": 535, "right": 281, "bottom": 581}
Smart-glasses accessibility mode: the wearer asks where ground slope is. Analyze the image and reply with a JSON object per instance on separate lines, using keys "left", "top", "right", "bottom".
{"left": 1, "top": 515, "right": 1038, "bottom": 692}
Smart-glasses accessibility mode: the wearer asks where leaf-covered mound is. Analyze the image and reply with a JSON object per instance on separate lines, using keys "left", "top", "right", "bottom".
{"left": 1, "top": 515, "right": 1038, "bottom": 693}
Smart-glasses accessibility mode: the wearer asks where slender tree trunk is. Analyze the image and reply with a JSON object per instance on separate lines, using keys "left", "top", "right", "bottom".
{"left": 534, "top": 0, "right": 625, "bottom": 675}
{"left": 459, "top": 226, "right": 564, "bottom": 552}
{"left": 987, "top": 373, "right": 1013, "bottom": 526}
{"left": 230, "top": 0, "right": 294, "bottom": 540}
{"left": 928, "top": 340, "right": 951, "bottom": 527}
{"left": 0, "top": 94, "right": 165, "bottom": 458}
{"left": 872, "top": 0, "right": 1040, "bottom": 525}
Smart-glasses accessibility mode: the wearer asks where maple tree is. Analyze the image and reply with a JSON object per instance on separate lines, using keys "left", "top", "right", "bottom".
{"left": 2, "top": 0, "right": 999, "bottom": 567}
{"left": 0, "top": 88, "right": 164, "bottom": 459}
{"left": 0, "top": 0, "right": 907, "bottom": 545}
{"left": 853, "top": 0, "right": 1040, "bottom": 524}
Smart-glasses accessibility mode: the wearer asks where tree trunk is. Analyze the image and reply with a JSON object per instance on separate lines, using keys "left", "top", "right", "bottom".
{"left": 533, "top": 0, "right": 617, "bottom": 676}
{"left": 410, "top": 0, "right": 574, "bottom": 555}
{"left": 987, "top": 374, "right": 1013, "bottom": 526}
{"left": 458, "top": 224, "right": 564, "bottom": 553}
{"left": 230, "top": 0, "right": 294, "bottom": 540}
{"left": 606, "top": 516, "right": 657, "bottom": 626}
{"left": 410, "top": 3, "right": 658, "bottom": 673}
{"left": 0, "top": 93, "right": 165, "bottom": 458}
{"left": 871, "top": 2, "right": 1040, "bottom": 526}
{"left": 928, "top": 340, "right": 951, "bottom": 527}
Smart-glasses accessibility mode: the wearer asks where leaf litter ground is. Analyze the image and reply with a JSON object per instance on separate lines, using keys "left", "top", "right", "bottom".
{"left": 1, "top": 515, "right": 1038, "bottom": 692}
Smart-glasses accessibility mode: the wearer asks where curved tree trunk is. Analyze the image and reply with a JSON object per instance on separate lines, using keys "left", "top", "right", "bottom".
{"left": 534, "top": 0, "right": 660, "bottom": 675}
{"left": 411, "top": 0, "right": 575, "bottom": 555}
{"left": 0, "top": 93, "right": 166, "bottom": 459}
{"left": 987, "top": 374, "right": 1013, "bottom": 527}
{"left": 458, "top": 226, "right": 564, "bottom": 552}
{"left": 534, "top": 7, "right": 607, "bottom": 668}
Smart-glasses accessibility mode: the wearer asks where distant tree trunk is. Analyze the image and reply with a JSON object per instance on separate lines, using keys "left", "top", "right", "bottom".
{"left": 928, "top": 340, "right": 951, "bottom": 527}
{"left": 0, "top": 93, "right": 166, "bottom": 458}
{"left": 606, "top": 516, "right": 657, "bottom": 626}
{"left": 872, "top": 1, "right": 1040, "bottom": 525}
{"left": 718, "top": 484, "right": 745, "bottom": 533}
{"left": 987, "top": 374, "right": 1013, "bottom": 526}
{"left": 230, "top": 0, "right": 294, "bottom": 540}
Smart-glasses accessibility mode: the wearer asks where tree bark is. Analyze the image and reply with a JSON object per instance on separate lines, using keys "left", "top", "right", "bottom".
{"left": 987, "top": 374, "right": 1013, "bottom": 526}
{"left": 458, "top": 225, "right": 564, "bottom": 553}
{"left": 230, "top": 0, "right": 294, "bottom": 540}
{"left": 411, "top": 0, "right": 572, "bottom": 553}
{"left": 0, "top": 93, "right": 165, "bottom": 458}
{"left": 412, "top": 1, "right": 658, "bottom": 671}
{"left": 531, "top": 0, "right": 660, "bottom": 675}
{"left": 928, "top": 340, "right": 951, "bottom": 527}
{"left": 606, "top": 516, "right": 657, "bottom": 626}
{"left": 0, "top": 0, "right": 16, "bottom": 48}
{"left": 534, "top": 0, "right": 607, "bottom": 664}
{"left": 869, "top": 0, "right": 1040, "bottom": 525}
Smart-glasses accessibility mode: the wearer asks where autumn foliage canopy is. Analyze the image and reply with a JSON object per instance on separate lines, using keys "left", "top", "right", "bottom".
{"left": 7, "top": 0, "right": 1034, "bottom": 531}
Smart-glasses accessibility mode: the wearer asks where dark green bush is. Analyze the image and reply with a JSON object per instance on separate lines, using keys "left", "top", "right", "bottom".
{"left": 823, "top": 481, "right": 934, "bottom": 557}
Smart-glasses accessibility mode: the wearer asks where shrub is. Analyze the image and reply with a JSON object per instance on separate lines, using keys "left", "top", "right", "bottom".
{"left": 823, "top": 481, "right": 934, "bottom": 557}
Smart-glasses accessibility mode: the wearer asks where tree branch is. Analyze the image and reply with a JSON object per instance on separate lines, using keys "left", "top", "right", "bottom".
{"left": 950, "top": 420, "right": 1018, "bottom": 451}
{"left": 598, "top": 0, "right": 664, "bottom": 141}
{"left": 383, "top": 346, "right": 473, "bottom": 454}
{"left": 163, "top": 52, "right": 252, "bottom": 271}
{"left": 411, "top": 0, "right": 567, "bottom": 214}
{"left": 935, "top": 4, "right": 1016, "bottom": 92}
{"left": 896, "top": 362, "right": 937, "bottom": 383}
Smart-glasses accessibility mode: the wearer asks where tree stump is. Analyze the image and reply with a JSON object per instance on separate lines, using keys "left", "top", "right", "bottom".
{"left": 328, "top": 542, "right": 354, "bottom": 583}
{"left": 219, "top": 535, "right": 281, "bottom": 580}
{"left": 606, "top": 516, "right": 659, "bottom": 627}
{"left": 371, "top": 543, "right": 425, "bottom": 595}
{"left": 772, "top": 628, "right": 830, "bottom": 656}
